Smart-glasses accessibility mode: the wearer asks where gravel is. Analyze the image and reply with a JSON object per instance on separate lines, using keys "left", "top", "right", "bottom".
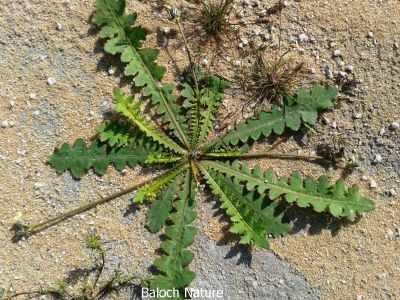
{"left": 46, "top": 77, "right": 56, "bottom": 86}
{"left": 390, "top": 121, "right": 399, "bottom": 130}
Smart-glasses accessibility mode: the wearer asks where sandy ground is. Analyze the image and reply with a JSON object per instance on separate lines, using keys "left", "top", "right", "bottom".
{"left": 0, "top": 0, "right": 399, "bottom": 299}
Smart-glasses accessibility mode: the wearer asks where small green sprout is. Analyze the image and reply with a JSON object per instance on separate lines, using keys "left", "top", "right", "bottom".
{"left": 85, "top": 233, "right": 102, "bottom": 251}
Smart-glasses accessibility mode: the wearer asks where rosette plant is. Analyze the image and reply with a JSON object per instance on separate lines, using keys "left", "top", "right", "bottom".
{"left": 14, "top": 0, "right": 374, "bottom": 298}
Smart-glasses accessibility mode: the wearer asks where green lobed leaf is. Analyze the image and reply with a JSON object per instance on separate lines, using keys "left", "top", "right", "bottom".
{"left": 92, "top": 0, "right": 190, "bottom": 149}
{"left": 113, "top": 88, "right": 186, "bottom": 155}
{"left": 183, "top": 75, "right": 228, "bottom": 148}
{"left": 134, "top": 164, "right": 189, "bottom": 203}
{"left": 48, "top": 138, "right": 149, "bottom": 179}
{"left": 199, "top": 164, "right": 287, "bottom": 248}
{"left": 149, "top": 170, "right": 196, "bottom": 297}
{"left": 203, "top": 160, "right": 375, "bottom": 221}
{"left": 203, "top": 85, "right": 337, "bottom": 150}
{"left": 147, "top": 176, "right": 180, "bottom": 233}
{"left": 96, "top": 121, "right": 135, "bottom": 147}
{"left": 197, "top": 75, "right": 228, "bottom": 144}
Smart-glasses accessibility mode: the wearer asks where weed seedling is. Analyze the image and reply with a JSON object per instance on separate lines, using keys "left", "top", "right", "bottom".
{"left": 242, "top": 51, "right": 304, "bottom": 114}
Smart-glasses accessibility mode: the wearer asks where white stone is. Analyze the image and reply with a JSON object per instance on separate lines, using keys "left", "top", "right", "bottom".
{"left": 309, "top": 68, "right": 316, "bottom": 74}
{"left": 345, "top": 65, "right": 354, "bottom": 73}
{"left": 162, "top": 27, "right": 170, "bottom": 35}
{"left": 240, "top": 37, "right": 249, "bottom": 45}
{"left": 298, "top": 33, "right": 308, "bottom": 43}
{"left": 34, "top": 182, "right": 44, "bottom": 190}
{"left": 370, "top": 179, "right": 377, "bottom": 188}
{"left": 375, "top": 154, "right": 382, "bottom": 163}
{"left": 252, "top": 29, "right": 261, "bottom": 36}
{"left": 108, "top": 68, "right": 115, "bottom": 75}
{"left": 389, "top": 189, "right": 397, "bottom": 197}
{"left": 333, "top": 49, "right": 342, "bottom": 57}
{"left": 394, "top": 42, "right": 399, "bottom": 50}
{"left": 367, "top": 31, "right": 374, "bottom": 38}
{"left": 331, "top": 121, "right": 337, "bottom": 129}
{"left": 379, "top": 127, "right": 385, "bottom": 135}
{"left": 325, "top": 67, "right": 333, "bottom": 79}
{"left": 386, "top": 229, "right": 394, "bottom": 239}
{"left": 1, "top": 120, "right": 8, "bottom": 128}
{"left": 56, "top": 22, "right": 63, "bottom": 31}
{"left": 233, "top": 60, "right": 241, "bottom": 67}
{"left": 47, "top": 77, "right": 56, "bottom": 85}
{"left": 201, "top": 58, "right": 209, "bottom": 66}
{"left": 390, "top": 121, "right": 399, "bottom": 130}
{"left": 339, "top": 71, "right": 348, "bottom": 78}
{"left": 29, "top": 93, "right": 36, "bottom": 100}
{"left": 354, "top": 113, "right": 363, "bottom": 119}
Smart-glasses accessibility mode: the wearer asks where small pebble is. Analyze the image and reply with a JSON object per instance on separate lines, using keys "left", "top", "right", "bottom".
{"left": 47, "top": 77, "right": 56, "bottom": 85}
{"left": 325, "top": 66, "right": 334, "bottom": 79}
{"left": 390, "top": 121, "right": 399, "bottom": 130}
{"left": 108, "top": 68, "right": 115, "bottom": 75}
{"left": 339, "top": 71, "right": 348, "bottom": 78}
{"left": 354, "top": 113, "right": 363, "bottom": 119}
{"left": 233, "top": 60, "right": 241, "bottom": 67}
{"left": 298, "top": 33, "right": 308, "bottom": 43}
{"left": 29, "top": 93, "right": 36, "bottom": 100}
{"left": 367, "top": 31, "right": 374, "bottom": 38}
{"left": 345, "top": 65, "right": 354, "bottom": 73}
{"left": 201, "top": 58, "right": 209, "bottom": 66}
{"left": 309, "top": 68, "right": 316, "bottom": 74}
{"left": 374, "top": 154, "right": 382, "bottom": 163}
{"left": 240, "top": 37, "right": 249, "bottom": 45}
{"left": 34, "top": 110, "right": 40, "bottom": 116}
{"left": 333, "top": 49, "right": 342, "bottom": 58}
{"left": 1, "top": 120, "right": 8, "bottom": 128}
{"left": 378, "top": 272, "right": 388, "bottom": 280}
{"left": 388, "top": 189, "right": 397, "bottom": 197}
{"left": 370, "top": 179, "right": 377, "bottom": 188}
{"left": 34, "top": 182, "right": 44, "bottom": 190}
{"left": 356, "top": 296, "right": 362, "bottom": 300}
{"left": 379, "top": 127, "right": 385, "bottom": 135}
{"left": 162, "top": 27, "right": 170, "bottom": 35}
{"left": 394, "top": 42, "right": 399, "bottom": 50}
{"left": 89, "top": 111, "right": 95, "bottom": 117}
{"left": 56, "top": 22, "right": 62, "bottom": 31}
{"left": 252, "top": 29, "right": 261, "bottom": 36}
{"left": 331, "top": 121, "right": 337, "bottom": 129}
